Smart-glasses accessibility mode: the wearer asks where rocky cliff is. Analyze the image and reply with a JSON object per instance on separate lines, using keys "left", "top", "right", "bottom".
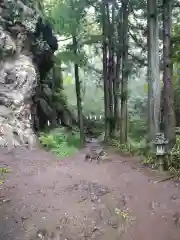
{"left": 0, "top": 0, "right": 57, "bottom": 149}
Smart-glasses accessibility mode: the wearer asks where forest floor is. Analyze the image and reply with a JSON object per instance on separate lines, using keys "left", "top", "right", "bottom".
{"left": 0, "top": 141, "right": 180, "bottom": 240}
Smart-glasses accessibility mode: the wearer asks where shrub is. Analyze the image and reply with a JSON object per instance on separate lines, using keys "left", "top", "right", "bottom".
{"left": 0, "top": 167, "right": 9, "bottom": 184}
{"left": 110, "top": 137, "right": 158, "bottom": 168}
{"left": 129, "top": 116, "right": 147, "bottom": 141}
{"left": 169, "top": 136, "right": 180, "bottom": 170}
{"left": 110, "top": 137, "right": 148, "bottom": 156}
{"left": 39, "top": 127, "right": 80, "bottom": 157}
{"left": 141, "top": 135, "right": 180, "bottom": 174}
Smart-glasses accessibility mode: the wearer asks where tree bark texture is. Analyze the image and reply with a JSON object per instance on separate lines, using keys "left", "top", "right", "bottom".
{"left": 102, "top": 2, "right": 110, "bottom": 142}
{"left": 162, "top": 0, "right": 176, "bottom": 147}
{"left": 114, "top": 7, "right": 123, "bottom": 134}
{"left": 106, "top": 4, "right": 115, "bottom": 137}
{"left": 0, "top": 0, "right": 60, "bottom": 149}
{"left": 120, "top": 0, "right": 129, "bottom": 143}
{"left": 73, "top": 35, "right": 85, "bottom": 146}
{"left": 0, "top": 1, "right": 40, "bottom": 149}
{"left": 147, "top": 0, "right": 160, "bottom": 142}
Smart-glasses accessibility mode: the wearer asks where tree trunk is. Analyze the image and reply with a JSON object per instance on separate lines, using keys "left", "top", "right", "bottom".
{"left": 52, "top": 63, "right": 64, "bottom": 90}
{"left": 114, "top": 7, "right": 123, "bottom": 134}
{"left": 147, "top": 0, "right": 160, "bottom": 143}
{"left": 0, "top": 0, "right": 65, "bottom": 149}
{"left": 120, "top": 0, "right": 129, "bottom": 143}
{"left": 102, "top": 2, "right": 110, "bottom": 142}
{"left": 72, "top": 35, "right": 85, "bottom": 147}
{"left": 0, "top": 27, "right": 39, "bottom": 149}
{"left": 107, "top": 4, "right": 114, "bottom": 137}
{"left": 162, "top": 0, "right": 176, "bottom": 148}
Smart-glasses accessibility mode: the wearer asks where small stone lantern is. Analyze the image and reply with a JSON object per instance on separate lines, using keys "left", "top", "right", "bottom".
{"left": 153, "top": 133, "right": 168, "bottom": 171}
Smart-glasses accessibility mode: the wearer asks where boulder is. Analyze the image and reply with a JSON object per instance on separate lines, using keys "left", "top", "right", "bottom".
{"left": 0, "top": 0, "right": 57, "bottom": 149}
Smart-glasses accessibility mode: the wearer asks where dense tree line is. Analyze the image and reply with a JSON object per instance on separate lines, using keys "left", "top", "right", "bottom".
{"left": 42, "top": 0, "right": 180, "bottom": 150}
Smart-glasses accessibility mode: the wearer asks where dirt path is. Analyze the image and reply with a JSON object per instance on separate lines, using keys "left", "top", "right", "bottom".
{"left": 0, "top": 143, "right": 180, "bottom": 240}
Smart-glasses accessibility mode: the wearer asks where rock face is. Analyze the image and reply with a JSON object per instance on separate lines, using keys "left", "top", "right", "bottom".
{"left": 0, "top": 0, "right": 57, "bottom": 148}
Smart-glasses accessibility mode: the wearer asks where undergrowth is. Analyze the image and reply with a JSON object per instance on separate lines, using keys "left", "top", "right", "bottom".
{"left": 168, "top": 136, "right": 180, "bottom": 178}
{"left": 111, "top": 135, "right": 180, "bottom": 178}
{"left": 110, "top": 137, "right": 150, "bottom": 156}
{"left": 39, "top": 127, "right": 80, "bottom": 157}
{"left": 0, "top": 167, "right": 9, "bottom": 184}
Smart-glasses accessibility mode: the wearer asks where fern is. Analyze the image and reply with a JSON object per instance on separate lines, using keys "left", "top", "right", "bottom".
{"left": 39, "top": 128, "right": 80, "bottom": 157}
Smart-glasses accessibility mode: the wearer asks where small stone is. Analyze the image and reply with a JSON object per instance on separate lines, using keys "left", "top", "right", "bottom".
{"left": 171, "top": 195, "right": 178, "bottom": 201}
{"left": 2, "top": 198, "right": 11, "bottom": 203}
{"left": 21, "top": 213, "right": 31, "bottom": 220}
{"left": 173, "top": 212, "right": 180, "bottom": 228}
{"left": 108, "top": 217, "right": 118, "bottom": 229}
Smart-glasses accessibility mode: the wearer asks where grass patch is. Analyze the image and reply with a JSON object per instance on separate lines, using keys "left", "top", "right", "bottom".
{"left": 0, "top": 167, "right": 9, "bottom": 184}
{"left": 39, "top": 127, "right": 81, "bottom": 157}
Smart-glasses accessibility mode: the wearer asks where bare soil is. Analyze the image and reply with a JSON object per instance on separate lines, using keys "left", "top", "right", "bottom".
{"left": 0, "top": 142, "right": 180, "bottom": 240}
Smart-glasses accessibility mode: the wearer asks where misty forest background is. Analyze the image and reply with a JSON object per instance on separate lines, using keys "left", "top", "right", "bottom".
{"left": 38, "top": 0, "right": 180, "bottom": 175}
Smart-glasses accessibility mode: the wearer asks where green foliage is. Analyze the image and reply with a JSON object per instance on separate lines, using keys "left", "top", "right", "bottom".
{"left": 110, "top": 137, "right": 148, "bottom": 156}
{"left": 56, "top": 50, "right": 88, "bottom": 67}
{"left": 111, "top": 135, "right": 180, "bottom": 176}
{"left": 39, "top": 128, "right": 80, "bottom": 157}
{"left": 112, "top": 141, "right": 134, "bottom": 155}
{"left": 51, "top": 0, "right": 87, "bottom": 36}
{"left": 129, "top": 116, "right": 146, "bottom": 141}
{"left": 0, "top": 167, "right": 9, "bottom": 184}
{"left": 83, "top": 35, "right": 102, "bottom": 45}
{"left": 0, "top": 167, "right": 9, "bottom": 173}
{"left": 110, "top": 137, "right": 159, "bottom": 168}
{"left": 168, "top": 166, "right": 180, "bottom": 179}
{"left": 169, "top": 136, "right": 180, "bottom": 169}
{"left": 64, "top": 83, "right": 104, "bottom": 115}
{"left": 172, "top": 21, "right": 180, "bottom": 63}
{"left": 128, "top": 95, "right": 147, "bottom": 141}
{"left": 141, "top": 155, "right": 155, "bottom": 166}
{"left": 45, "top": 0, "right": 101, "bottom": 73}
{"left": 172, "top": 23, "right": 180, "bottom": 127}
{"left": 53, "top": 88, "right": 68, "bottom": 105}
{"left": 141, "top": 136, "right": 180, "bottom": 174}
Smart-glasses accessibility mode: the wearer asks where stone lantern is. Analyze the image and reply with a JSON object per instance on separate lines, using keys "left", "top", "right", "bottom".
{"left": 153, "top": 133, "right": 168, "bottom": 171}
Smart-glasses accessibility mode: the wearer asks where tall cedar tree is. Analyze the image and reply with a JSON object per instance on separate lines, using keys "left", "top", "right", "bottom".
{"left": 120, "top": 0, "right": 129, "bottom": 143}
{"left": 106, "top": 4, "right": 115, "bottom": 137}
{"left": 113, "top": 6, "right": 123, "bottom": 134}
{"left": 162, "top": 0, "right": 176, "bottom": 148}
{"left": 147, "top": 0, "right": 160, "bottom": 142}
{"left": 102, "top": 1, "right": 110, "bottom": 141}
{"left": 73, "top": 35, "right": 85, "bottom": 146}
